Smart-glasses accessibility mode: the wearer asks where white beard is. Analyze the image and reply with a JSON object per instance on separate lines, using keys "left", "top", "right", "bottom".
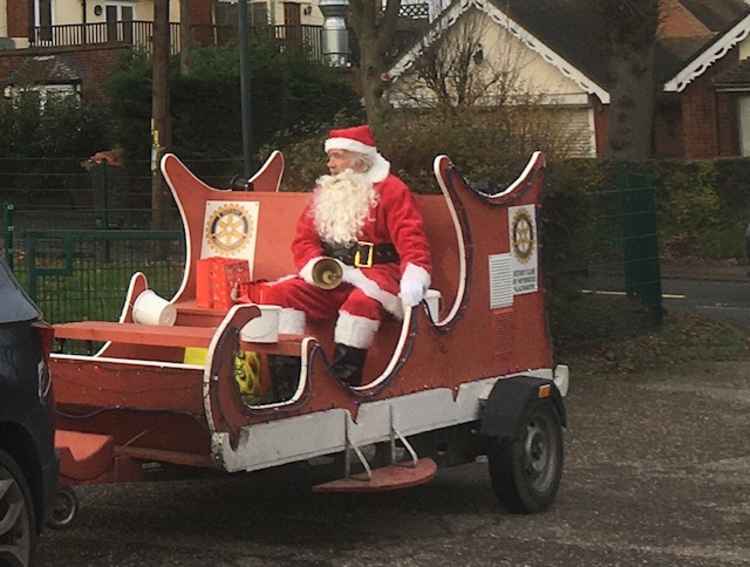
{"left": 312, "top": 169, "right": 378, "bottom": 246}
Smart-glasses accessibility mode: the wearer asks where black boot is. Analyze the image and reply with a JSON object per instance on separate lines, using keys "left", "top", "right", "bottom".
{"left": 331, "top": 344, "right": 367, "bottom": 386}
{"left": 268, "top": 355, "right": 301, "bottom": 402}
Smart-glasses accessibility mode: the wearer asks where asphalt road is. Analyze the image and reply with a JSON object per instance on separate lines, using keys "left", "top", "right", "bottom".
{"left": 662, "top": 278, "right": 750, "bottom": 329}
{"left": 586, "top": 273, "right": 750, "bottom": 328}
{"left": 36, "top": 357, "right": 750, "bottom": 566}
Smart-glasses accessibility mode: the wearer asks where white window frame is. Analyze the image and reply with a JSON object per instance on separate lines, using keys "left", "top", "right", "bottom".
{"left": 34, "top": 0, "right": 55, "bottom": 28}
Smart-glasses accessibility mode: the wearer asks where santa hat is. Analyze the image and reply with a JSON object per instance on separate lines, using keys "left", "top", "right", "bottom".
{"left": 324, "top": 125, "right": 390, "bottom": 184}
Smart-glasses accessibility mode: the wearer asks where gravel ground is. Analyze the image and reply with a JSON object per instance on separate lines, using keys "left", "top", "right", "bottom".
{"left": 36, "top": 360, "right": 750, "bottom": 566}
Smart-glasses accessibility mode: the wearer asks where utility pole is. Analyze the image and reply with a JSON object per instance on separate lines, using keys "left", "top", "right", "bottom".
{"left": 238, "top": 0, "right": 253, "bottom": 178}
{"left": 151, "top": 0, "right": 172, "bottom": 228}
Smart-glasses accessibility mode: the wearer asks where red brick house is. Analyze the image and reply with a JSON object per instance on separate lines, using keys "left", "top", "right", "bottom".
{"left": 384, "top": 0, "right": 750, "bottom": 159}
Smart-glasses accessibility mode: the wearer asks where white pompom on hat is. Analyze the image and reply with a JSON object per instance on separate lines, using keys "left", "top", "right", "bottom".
{"left": 324, "top": 125, "right": 390, "bottom": 184}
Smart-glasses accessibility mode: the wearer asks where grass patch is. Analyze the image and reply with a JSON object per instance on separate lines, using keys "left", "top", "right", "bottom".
{"left": 553, "top": 294, "right": 750, "bottom": 377}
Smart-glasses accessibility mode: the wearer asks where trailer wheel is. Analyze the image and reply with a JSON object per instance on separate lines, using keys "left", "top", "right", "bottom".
{"left": 0, "top": 449, "right": 36, "bottom": 566}
{"left": 488, "top": 400, "right": 563, "bottom": 514}
{"left": 47, "top": 487, "right": 79, "bottom": 529}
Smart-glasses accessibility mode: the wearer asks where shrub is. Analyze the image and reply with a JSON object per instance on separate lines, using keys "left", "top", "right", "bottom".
{"left": 106, "top": 44, "right": 360, "bottom": 181}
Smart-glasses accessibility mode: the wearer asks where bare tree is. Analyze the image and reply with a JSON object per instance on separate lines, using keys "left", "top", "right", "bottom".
{"left": 180, "top": 0, "right": 193, "bottom": 75}
{"left": 384, "top": 11, "right": 589, "bottom": 160}
{"left": 398, "top": 13, "right": 530, "bottom": 113}
{"left": 592, "top": 0, "right": 661, "bottom": 160}
{"left": 348, "top": 0, "right": 402, "bottom": 135}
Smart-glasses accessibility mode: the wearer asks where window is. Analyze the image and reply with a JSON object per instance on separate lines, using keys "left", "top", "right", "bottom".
{"left": 739, "top": 96, "right": 750, "bottom": 156}
{"left": 35, "top": 0, "right": 53, "bottom": 42}
{"left": 105, "top": 3, "right": 135, "bottom": 43}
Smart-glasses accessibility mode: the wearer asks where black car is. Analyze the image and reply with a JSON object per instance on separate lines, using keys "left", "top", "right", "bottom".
{"left": 0, "top": 258, "right": 58, "bottom": 566}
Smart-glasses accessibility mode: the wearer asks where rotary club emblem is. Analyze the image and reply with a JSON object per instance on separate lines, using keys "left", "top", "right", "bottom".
{"left": 205, "top": 204, "right": 252, "bottom": 253}
{"left": 511, "top": 208, "right": 535, "bottom": 263}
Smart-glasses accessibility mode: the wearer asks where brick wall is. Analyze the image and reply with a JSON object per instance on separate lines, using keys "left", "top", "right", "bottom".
{"left": 591, "top": 95, "right": 609, "bottom": 156}
{"left": 659, "top": 0, "right": 710, "bottom": 39}
{"left": 717, "top": 91, "right": 739, "bottom": 157}
{"left": 6, "top": 0, "right": 29, "bottom": 38}
{"left": 652, "top": 100, "right": 684, "bottom": 158}
{"left": 0, "top": 44, "right": 129, "bottom": 101}
{"left": 681, "top": 47, "right": 741, "bottom": 158}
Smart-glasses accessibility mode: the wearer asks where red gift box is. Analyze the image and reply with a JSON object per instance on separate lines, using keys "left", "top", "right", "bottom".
{"left": 196, "top": 257, "right": 250, "bottom": 310}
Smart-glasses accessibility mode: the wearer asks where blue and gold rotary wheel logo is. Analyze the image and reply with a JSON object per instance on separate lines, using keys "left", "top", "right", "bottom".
{"left": 511, "top": 209, "right": 535, "bottom": 263}
{"left": 206, "top": 204, "right": 251, "bottom": 254}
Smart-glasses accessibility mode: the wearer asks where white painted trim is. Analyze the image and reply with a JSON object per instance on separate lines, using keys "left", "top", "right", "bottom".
{"left": 51, "top": 353, "right": 203, "bottom": 370}
{"left": 249, "top": 150, "right": 284, "bottom": 192}
{"left": 471, "top": 150, "right": 545, "bottom": 204}
{"left": 203, "top": 304, "right": 250, "bottom": 434}
{"left": 214, "top": 367, "right": 558, "bottom": 472}
{"left": 351, "top": 307, "right": 412, "bottom": 391}
{"left": 385, "top": 0, "right": 610, "bottom": 104}
{"left": 243, "top": 337, "right": 314, "bottom": 410}
{"left": 587, "top": 107, "right": 598, "bottom": 158}
{"left": 431, "top": 155, "right": 468, "bottom": 327}
{"left": 664, "top": 13, "right": 750, "bottom": 93}
{"left": 161, "top": 155, "right": 198, "bottom": 305}
{"left": 94, "top": 271, "right": 147, "bottom": 358}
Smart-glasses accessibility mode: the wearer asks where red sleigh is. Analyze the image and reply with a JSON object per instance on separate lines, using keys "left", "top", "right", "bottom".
{"left": 49, "top": 149, "right": 569, "bottom": 525}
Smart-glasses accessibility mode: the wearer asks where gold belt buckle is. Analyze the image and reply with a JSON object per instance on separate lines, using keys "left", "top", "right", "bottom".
{"left": 354, "top": 241, "right": 375, "bottom": 268}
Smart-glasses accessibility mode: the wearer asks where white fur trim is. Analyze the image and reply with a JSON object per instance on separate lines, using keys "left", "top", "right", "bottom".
{"left": 402, "top": 262, "right": 431, "bottom": 288}
{"left": 278, "top": 308, "right": 306, "bottom": 335}
{"left": 362, "top": 153, "right": 390, "bottom": 185}
{"left": 299, "top": 257, "right": 322, "bottom": 285}
{"left": 344, "top": 269, "right": 404, "bottom": 320}
{"left": 324, "top": 138, "right": 390, "bottom": 185}
{"left": 335, "top": 311, "right": 380, "bottom": 349}
{"left": 325, "top": 137, "right": 375, "bottom": 155}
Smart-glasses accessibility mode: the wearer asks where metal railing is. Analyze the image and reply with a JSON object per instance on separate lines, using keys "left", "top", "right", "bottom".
{"left": 29, "top": 21, "right": 324, "bottom": 59}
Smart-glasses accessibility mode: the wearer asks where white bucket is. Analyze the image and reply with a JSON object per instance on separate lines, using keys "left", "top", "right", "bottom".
{"left": 132, "top": 290, "right": 177, "bottom": 326}
{"left": 240, "top": 305, "right": 281, "bottom": 343}
{"left": 425, "top": 289, "right": 441, "bottom": 322}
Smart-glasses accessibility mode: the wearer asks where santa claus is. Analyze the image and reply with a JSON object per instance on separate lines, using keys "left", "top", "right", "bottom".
{"left": 260, "top": 124, "right": 432, "bottom": 387}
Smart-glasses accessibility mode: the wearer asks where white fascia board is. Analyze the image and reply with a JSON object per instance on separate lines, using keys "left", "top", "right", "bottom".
{"left": 664, "top": 13, "right": 750, "bottom": 93}
{"left": 385, "top": 0, "right": 610, "bottom": 104}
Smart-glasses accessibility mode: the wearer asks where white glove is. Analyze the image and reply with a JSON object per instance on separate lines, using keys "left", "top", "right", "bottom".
{"left": 399, "top": 263, "right": 431, "bottom": 307}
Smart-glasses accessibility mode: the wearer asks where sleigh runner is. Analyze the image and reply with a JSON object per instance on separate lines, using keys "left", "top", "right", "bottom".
{"left": 49, "top": 149, "right": 569, "bottom": 526}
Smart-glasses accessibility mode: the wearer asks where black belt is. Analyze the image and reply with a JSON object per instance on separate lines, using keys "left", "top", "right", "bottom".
{"left": 323, "top": 241, "right": 400, "bottom": 268}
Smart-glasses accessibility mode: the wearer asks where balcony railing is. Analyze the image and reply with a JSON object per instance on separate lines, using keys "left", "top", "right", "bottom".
{"left": 28, "top": 22, "right": 324, "bottom": 61}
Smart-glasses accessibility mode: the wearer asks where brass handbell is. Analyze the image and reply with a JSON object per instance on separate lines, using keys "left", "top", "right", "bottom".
{"left": 311, "top": 257, "right": 343, "bottom": 290}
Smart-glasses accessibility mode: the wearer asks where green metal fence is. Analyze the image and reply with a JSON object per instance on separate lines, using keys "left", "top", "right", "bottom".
{"left": 0, "top": 157, "right": 663, "bottom": 328}
{"left": 4, "top": 212, "right": 185, "bottom": 324}
{"left": 577, "top": 170, "right": 663, "bottom": 322}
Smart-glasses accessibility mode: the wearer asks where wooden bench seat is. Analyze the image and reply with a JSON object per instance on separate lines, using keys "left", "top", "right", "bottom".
{"left": 54, "top": 321, "right": 304, "bottom": 356}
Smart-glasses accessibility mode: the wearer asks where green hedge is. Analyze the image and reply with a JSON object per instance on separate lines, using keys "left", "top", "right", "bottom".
{"left": 106, "top": 46, "right": 360, "bottom": 181}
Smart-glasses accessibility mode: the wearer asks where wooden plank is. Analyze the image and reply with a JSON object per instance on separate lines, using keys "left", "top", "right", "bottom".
{"left": 54, "top": 321, "right": 304, "bottom": 356}
{"left": 54, "top": 321, "right": 216, "bottom": 348}
{"left": 312, "top": 458, "right": 437, "bottom": 493}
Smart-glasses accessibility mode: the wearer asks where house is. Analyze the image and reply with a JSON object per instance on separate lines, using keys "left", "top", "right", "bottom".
{"left": 383, "top": 0, "right": 750, "bottom": 159}
{"left": 0, "top": 0, "right": 329, "bottom": 101}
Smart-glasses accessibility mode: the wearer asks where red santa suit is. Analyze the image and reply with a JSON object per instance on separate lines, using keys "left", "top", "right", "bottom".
{"left": 261, "top": 127, "right": 431, "bottom": 350}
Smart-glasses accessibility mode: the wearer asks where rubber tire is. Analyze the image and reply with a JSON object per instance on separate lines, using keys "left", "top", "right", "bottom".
{"left": 0, "top": 449, "right": 37, "bottom": 567}
{"left": 46, "top": 487, "right": 79, "bottom": 529}
{"left": 488, "top": 400, "right": 563, "bottom": 514}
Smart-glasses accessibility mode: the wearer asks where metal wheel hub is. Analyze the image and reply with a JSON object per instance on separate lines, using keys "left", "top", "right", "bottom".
{"left": 523, "top": 420, "right": 551, "bottom": 485}
{"left": 0, "top": 470, "right": 32, "bottom": 566}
